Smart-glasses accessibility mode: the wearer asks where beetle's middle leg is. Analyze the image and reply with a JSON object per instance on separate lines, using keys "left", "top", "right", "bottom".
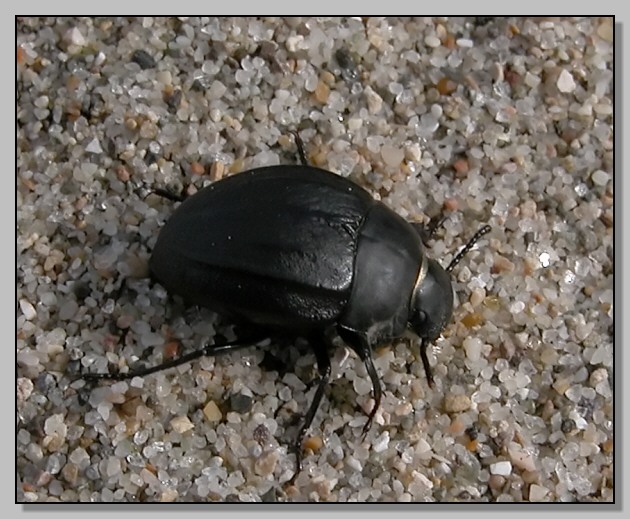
{"left": 292, "top": 338, "right": 331, "bottom": 478}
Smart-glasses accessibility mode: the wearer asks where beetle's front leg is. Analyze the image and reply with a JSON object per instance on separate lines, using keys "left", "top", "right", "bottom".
{"left": 337, "top": 328, "right": 382, "bottom": 438}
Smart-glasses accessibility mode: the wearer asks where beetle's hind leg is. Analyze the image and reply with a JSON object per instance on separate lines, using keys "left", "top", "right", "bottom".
{"left": 82, "top": 333, "right": 269, "bottom": 383}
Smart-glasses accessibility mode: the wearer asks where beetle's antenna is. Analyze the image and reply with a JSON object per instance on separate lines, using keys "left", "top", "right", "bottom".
{"left": 446, "top": 225, "right": 491, "bottom": 273}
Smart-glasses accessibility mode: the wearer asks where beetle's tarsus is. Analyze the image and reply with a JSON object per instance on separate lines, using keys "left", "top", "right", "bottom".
{"left": 420, "top": 339, "right": 435, "bottom": 388}
{"left": 143, "top": 187, "right": 186, "bottom": 203}
{"left": 425, "top": 214, "right": 448, "bottom": 241}
{"left": 412, "top": 214, "right": 448, "bottom": 246}
{"left": 359, "top": 351, "right": 382, "bottom": 437}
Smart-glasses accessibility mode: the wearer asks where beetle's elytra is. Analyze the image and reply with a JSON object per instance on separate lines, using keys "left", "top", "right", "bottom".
{"left": 85, "top": 135, "right": 490, "bottom": 479}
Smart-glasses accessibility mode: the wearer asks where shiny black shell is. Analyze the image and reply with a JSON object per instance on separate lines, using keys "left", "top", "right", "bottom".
{"left": 150, "top": 165, "right": 381, "bottom": 329}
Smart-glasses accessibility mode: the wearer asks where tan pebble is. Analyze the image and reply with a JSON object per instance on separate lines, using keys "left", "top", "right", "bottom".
{"left": 43, "top": 433, "right": 64, "bottom": 452}
{"left": 553, "top": 378, "right": 571, "bottom": 396}
{"left": 453, "top": 158, "right": 469, "bottom": 175}
{"left": 467, "top": 439, "right": 478, "bottom": 452}
{"left": 277, "top": 134, "right": 292, "bottom": 148}
{"left": 364, "top": 86, "right": 383, "bottom": 114}
{"left": 161, "top": 489, "right": 179, "bottom": 502}
{"left": 310, "top": 148, "right": 329, "bottom": 167}
{"left": 492, "top": 63, "right": 504, "bottom": 83}
{"left": 394, "top": 402, "right": 413, "bottom": 417}
{"left": 17, "top": 45, "right": 27, "bottom": 66}
{"left": 437, "top": 77, "right": 457, "bottom": 95}
{"left": 540, "top": 347, "right": 558, "bottom": 367}
{"left": 381, "top": 145, "right": 404, "bottom": 168}
{"left": 203, "top": 401, "right": 222, "bottom": 422}
{"left": 443, "top": 198, "right": 459, "bottom": 211}
{"left": 522, "top": 470, "right": 539, "bottom": 485}
{"left": 313, "top": 477, "right": 332, "bottom": 499}
{"left": 116, "top": 166, "right": 130, "bottom": 182}
{"left": 489, "top": 474, "right": 505, "bottom": 491}
{"left": 492, "top": 255, "right": 515, "bottom": 274}
{"left": 596, "top": 19, "right": 613, "bottom": 42}
{"left": 313, "top": 81, "right": 330, "bottom": 104}
{"left": 163, "top": 340, "right": 181, "bottom": 360}
{"left": 443, "top": 33, "right": 456, "bottom": 49}
{"left": 284, "top": 484, "right": 299, "bottom": 498}
{"left": 528, "top": 483, "right": 548, "bottom": 501}
{"left": 254, "top": 450, "right": 279, "bottom": 476}
{"left": 61, "top": 463, "right": 79, "bottom": 485}
{"left": 541, "top": 400, "right": 555, "bottom": 421}
{"left": 320, "top": 70, "right": 335, "bottom": 85}
{"left": 470, "top": 288, "right": 485, "bottom": 307}
{"left": 139, "top": 121, "right": 158, "bottom": 139}
{"left": 125, "top": 418, "right": 140, "bottom": 436}
{"left": 190, "top": 162, "right": 204, "bottom": 175}
{"left": 602, "top": 438, "right": 613, "bottom": 454}
{"left": 448, "top": 418, "right": 465, "bottom": 435}
{"left": 556, "top": 69, "right": 576, "bottom": 94}
{"left": 304, "top": 435, "right": 323, "bottom": 452}
{"left": 210, "top": 161, "right": 225, "bottom": 181}
{"left": 36, "top": 472, "right": 53, "bottom": 487}
{"left": 230, "top": 158, "right": 244, "bottom": 174}
{"left": 170, "top": 415, "right": 195, "bottom": 433}
{"left": 443, "top": 394, "right": 471, "bottom": 413}
{"left": 404, "top": 143, "right": 422, "bottom": 162}
{"left": 508, "top": 446, "right": 537, "bottom": 472}
{"left": 464, "top": 74, "right": 480, "bottom": 91}
{"left": 124, "top": 117, "right": 138, "bottom": 131}
{"left": 121, "top": 396, "right": 143, "bottom": 417}
{"left": 461, "top": 312, "right": 483, "bottom": 328}
{"left": 520, "top": 199, "right": 537, "bottom": 218}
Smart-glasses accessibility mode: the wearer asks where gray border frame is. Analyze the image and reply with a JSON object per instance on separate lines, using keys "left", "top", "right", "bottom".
{"left": 10, "top": 5, "right": 624, "bottom": 516}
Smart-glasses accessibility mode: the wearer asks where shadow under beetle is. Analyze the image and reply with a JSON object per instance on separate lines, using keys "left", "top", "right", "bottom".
{"left": 84, "top": 133, "right": 491, "bottom": 479}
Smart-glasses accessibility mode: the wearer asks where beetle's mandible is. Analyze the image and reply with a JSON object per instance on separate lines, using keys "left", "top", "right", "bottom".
{"left": 84, "top": 134, "right": 491, "bottom": 479}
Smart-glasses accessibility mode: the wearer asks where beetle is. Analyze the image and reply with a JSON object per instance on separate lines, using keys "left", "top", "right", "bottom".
{"left": 84, "top": 133, "right": 490, "bottom": 477}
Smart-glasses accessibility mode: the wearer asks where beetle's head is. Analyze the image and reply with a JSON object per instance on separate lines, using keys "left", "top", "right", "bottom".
{"left": 409, "top": 224, "right": 491, "bottom": 341}
{"left": 409, "top": 257, "right": 454, "bottom": 342}
{"left": 408, "top": 224, "right": 491, "bottom": 386}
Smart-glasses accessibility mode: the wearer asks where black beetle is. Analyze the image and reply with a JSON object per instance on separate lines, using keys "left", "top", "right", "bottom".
{"left": 84, "top": 134, "right": 490, "bottom": 477}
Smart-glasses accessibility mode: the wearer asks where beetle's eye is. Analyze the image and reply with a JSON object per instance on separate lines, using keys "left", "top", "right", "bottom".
{"left": 417, "top": 310, "right": 427, "bottom": 324}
